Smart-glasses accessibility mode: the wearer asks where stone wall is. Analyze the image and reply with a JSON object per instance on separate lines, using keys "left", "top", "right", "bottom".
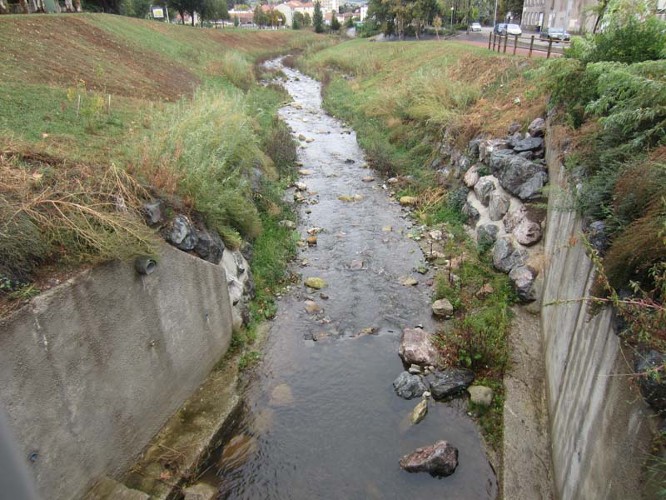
{"left": 541, "top": 134, "right": 655, "bottom": 499}
{"left": 0, "top": 244, "right": 236, "bottom": 500}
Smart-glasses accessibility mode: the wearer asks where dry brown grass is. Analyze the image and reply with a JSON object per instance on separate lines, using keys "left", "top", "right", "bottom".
{"left": 0, "top": 143, "right": 158, "bottom": 282}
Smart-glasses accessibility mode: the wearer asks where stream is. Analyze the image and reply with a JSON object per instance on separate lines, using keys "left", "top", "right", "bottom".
{"left": 202, "top": 59, "right": 498, "bottom": 499}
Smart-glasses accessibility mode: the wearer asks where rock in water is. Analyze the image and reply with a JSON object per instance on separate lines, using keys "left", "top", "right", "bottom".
{"left": 393, "top": 372, "right": 428, "bottom": 400}
{"left": 218, "top": 434, "right": 258, "bottom": 473}
{"left": 411, "top": 396, "right": 429, "bottom": 424}
{"left": 399, "top": 328, "right": 439, "bottom": 367}
{"left": 425, "top": 369, "right": 475, "bottom": 400}
{"left": 304, "top": 277, "right": 326, "bottom": 290}
{"left": 399, "top": 440, "right": 459, "bottom": 477}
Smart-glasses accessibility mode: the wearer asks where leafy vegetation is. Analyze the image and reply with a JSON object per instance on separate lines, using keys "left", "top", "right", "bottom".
{"left": 0, "top": 14, "right": 321, "bottom": 313}
{"left": 536, "top": 14, "right": 665, "bottom": 297}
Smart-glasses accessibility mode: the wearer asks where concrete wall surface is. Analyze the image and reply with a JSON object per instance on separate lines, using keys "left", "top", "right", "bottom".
{"left": 0, "top": 244, "right": 234, "bottom": 500}
{"left": 541, "top": 137, "right": 654, "bottom": 499}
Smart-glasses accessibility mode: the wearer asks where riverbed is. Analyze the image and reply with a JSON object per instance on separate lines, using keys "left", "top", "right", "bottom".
{"left": 202, "top": 59, "right": 498, "bottom": 499}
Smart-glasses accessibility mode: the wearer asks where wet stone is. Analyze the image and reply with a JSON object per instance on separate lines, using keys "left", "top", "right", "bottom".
{"left": 304, "top": 300, "right": 322, "bottom": 314}
{"left": 304, "top": 277, "right": 326, "bottom": 289}
{"left": 400, "top": 440, "right": 459, "bottom": 477}
{"left": 399, "top": 327, "right": 439, "bottom": 367}
{"left": 425, "top": 368, "right": 475, "bottom": 400}
{"left": 393, "top": 372, "right": 428, "bottom": 400}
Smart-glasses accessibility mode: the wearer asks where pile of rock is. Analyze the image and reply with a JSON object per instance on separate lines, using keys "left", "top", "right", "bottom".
{"left": 459, "top": 118, "right": 548, "bottom": 303}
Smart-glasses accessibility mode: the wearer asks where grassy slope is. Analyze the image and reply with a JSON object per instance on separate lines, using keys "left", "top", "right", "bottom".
{"left": 0, "top": 15, "right": 324, "bottom": 313}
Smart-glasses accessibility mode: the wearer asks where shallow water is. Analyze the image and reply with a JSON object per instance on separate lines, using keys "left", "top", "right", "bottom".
{"left": 203, "top": 59, "right": 497, "bottom": 499}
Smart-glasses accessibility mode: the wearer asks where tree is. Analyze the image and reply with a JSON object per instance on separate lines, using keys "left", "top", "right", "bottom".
{"left": 433, "top": 14, "right": 442, "bottom": 39}
{"left": 293, "top": 10, "right": 304, "bottom": 29}
{"left": 200, "top": 0, "right": 228, "bottom": 25}
{"left": 330, "top": 10, "right": 341, "bottom": 30}
{"left": 253, "top": 4, "right": 267, "bottom": 26}
{"left": 303, "top": 12, "right": 312, "bottom": 26}
{"left": 313, "top": 0, "right": 324, "bottom": 33}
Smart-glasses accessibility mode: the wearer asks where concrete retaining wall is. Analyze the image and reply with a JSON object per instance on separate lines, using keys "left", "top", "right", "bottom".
{"left": 0, "top": 244, "right": 234, "bottom": 500}
{"left": 541, "top": 135, "right": 654, "bottom": 499}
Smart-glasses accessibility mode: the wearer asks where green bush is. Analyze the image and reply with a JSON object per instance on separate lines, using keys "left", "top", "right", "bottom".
{"left": 585, "top": 17, "right": 666, "bottom": 65}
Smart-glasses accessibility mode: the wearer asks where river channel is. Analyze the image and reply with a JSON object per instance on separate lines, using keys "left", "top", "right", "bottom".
{"left": 202, "top": 59, "right": 497, "bottom": 499}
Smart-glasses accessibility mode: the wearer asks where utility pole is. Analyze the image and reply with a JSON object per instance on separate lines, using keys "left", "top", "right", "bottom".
{"left": 450, "top": 6, "right": 454, "bottom": 30}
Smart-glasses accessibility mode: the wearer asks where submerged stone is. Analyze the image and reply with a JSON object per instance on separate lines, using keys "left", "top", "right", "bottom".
{"left": 399, "top": 440, "right": 459, "bottom": 477}
{"left": 393, "top": 372, "right": 428, "bottom": 400}
{"left": 304, "top": 277, "right": 326, "bottom": 289}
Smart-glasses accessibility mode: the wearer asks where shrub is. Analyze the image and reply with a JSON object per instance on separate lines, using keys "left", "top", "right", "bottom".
{"left": 138, "top": 89, "right": 271, "bottom": 246}
{"left": 586, "top": 17, "right": 666, "bottom": 65}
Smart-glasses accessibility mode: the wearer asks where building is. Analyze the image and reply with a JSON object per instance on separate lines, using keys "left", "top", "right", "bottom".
{"left": 522, "top": 0, "right": 598, "bottom": 33}
{"left": 276, "top": 1, "right": 314, "bottom": 27}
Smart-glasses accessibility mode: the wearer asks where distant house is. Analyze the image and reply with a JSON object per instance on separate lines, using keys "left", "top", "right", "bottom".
{"left": 228, "top": 8, "right": 254, "bottom": 25}
{"left": 276, "top": 1, "right": 314, "bottom": 27}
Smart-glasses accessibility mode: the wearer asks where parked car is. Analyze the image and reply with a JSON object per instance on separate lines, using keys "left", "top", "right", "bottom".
{"left": 506, "top": 23, "right": 522, "bottom": 35}
{"left": 539, "top": 27, "right": 570, "bottom": 41}
{"left": 494, "top": 23, "right": 507, "bottom": 35}
{"left": 470, "top": 22, "right": 482, "bottom": 32}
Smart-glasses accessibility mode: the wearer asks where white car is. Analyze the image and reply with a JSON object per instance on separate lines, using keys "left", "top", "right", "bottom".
{"left": 506, "top": 23, "right": 522, "bottom": 36}
{"left": 470, "top": 22, "right": 482, "bottom": 32}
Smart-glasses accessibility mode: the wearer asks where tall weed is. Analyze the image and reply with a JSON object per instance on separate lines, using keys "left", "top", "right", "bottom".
{"left": 138, "top": 89, "right": 272, "bottom": 246}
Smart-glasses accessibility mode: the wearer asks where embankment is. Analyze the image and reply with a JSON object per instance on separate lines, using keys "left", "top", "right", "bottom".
{"left": 540, "top": 133, "right": 655, "bottom": 499}
{"left": 0, "top": 244, "right": 234, "bottom": 499}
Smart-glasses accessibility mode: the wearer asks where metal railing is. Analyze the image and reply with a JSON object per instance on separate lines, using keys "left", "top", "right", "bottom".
{"left": 488, "top": 32, "right": 568, "bottom": 58}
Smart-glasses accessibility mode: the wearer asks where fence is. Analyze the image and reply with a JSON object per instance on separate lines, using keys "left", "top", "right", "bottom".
{"left": 487, "top": 32, "right": 567, "bottom": 58}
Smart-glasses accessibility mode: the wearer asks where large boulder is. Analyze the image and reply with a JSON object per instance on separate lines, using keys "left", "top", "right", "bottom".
{"left": 425, "top": 368, "right": 475, "bottom": 400}
{"left": 479, "top": 139, "right": 511, "bottom": 163}
{"left": 528, "top": 117, "right": 546, "bottom": 137}
{"left": 477, "top": 223, "right": 499, "bottom": 247}
{"left": 488, "top": 192, "right": 510, "bottom": 221}
{"left": 399, "top": 441, "right": 459, "bottom": 477}
{"left": 143, "top": 200, "right": 164, "bottom": 226}
{"left": 503, "top": 206, "right": 527, "bottom": 233}
{"left": 512, "top": 136, "right": 544, "bottom": 153}
{"left": 509, "top": 265, "right": 538, "bottom": 302}
{"left": 432, "top": 299, "right": 454, "bottom": 318}
{"left": 498, "top": 156, "right": 548, "bottom": 200}
{"left": 473, "top": 176, "right": 496, "bottom": 206}
{"left": 488, "top": 149, "right": 516, "bottom": 174}
{"left": 222, "top": 249, "right": 254, "bottom": 330}
{"left": 514, "top": 219, "right": 542, "bottom": 246}
{"left": 167, "top": 215, "right": 198, "bottom": 251}
{"left": 636, "top": 351, "right": 666, "bottom": 413}
{"left": 194, "top": 228, "right": 225, "bottom": 264}
{"left": 462, "top": 201, "right": 480, "bottom": 226}
{"left": 493, "top": 237, "right": 529, "bottom": 273}
{"left": 393, "top": 372, "right": 428, "bottom": 400}
{"left": 399, "top": 327, "right": 439, "bottom": 367}
{"left": 463, "top": 165, "right": 480, "bottom": 188}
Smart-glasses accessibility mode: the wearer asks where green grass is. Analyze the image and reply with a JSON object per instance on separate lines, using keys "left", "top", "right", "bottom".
{"left": 0, "top": 14, "right": 327, "bottom": 315}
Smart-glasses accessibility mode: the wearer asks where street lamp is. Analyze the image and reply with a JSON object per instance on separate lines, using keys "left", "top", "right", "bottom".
{"left": 450, "top": 6, "right": 454, "bottom": 31}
